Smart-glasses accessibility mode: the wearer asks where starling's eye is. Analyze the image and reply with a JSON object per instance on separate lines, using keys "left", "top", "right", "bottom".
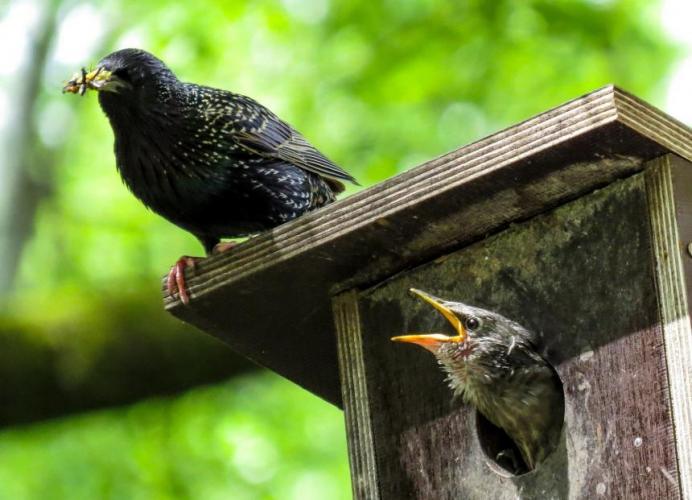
{"left": 464, "top": 316, "right": 481, "bottom": 331}
{"left": 112, "top": 68, "right": 131, "bottom": 81}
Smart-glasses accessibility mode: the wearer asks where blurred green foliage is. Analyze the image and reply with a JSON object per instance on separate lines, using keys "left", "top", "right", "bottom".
{"left": 0, "top": 0, "right": 680, "bottom": 497}
{"left": 0, "top": 373, "right": 349, "bottom": 499}
{"left": 18, "top": 0, "right": 676, "bottom": 292}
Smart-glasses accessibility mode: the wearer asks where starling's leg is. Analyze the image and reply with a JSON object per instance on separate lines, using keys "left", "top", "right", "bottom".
{"left": 167, "top": 256, "right": 201, "bottom": 305}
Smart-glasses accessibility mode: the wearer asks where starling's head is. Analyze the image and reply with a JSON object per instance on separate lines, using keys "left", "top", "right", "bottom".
{"left": 63, "top": 48, "right": 175, "bottom": 97}
{"left": 392, "top": 289, "right": 537, "bottom": 387}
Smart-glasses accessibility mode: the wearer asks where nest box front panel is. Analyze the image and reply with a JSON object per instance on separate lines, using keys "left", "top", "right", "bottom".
{"left": 343, "top": 170, "right": 678, "bottom": 499}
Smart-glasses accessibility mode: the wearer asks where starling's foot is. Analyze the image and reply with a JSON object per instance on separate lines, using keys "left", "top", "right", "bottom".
{"left": 167, "top": 243, "right": 237, "bottom": 305}
{"left": 167, "top": 256, "right": 201, "bottom": 305}
{"left": 211, "top": 241, "right": 238, "bottom": 254}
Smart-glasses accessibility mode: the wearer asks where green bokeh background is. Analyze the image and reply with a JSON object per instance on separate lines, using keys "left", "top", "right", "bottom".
{"left": 0, "top": 373, "right": 349, "bottom": 500}
{"left": 0, "top": 0, "right": 683, "bottom": 498}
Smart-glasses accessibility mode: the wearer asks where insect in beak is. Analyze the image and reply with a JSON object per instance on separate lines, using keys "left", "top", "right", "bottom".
{"left": 63, "top": 66, "right": 111, "bottom": 95}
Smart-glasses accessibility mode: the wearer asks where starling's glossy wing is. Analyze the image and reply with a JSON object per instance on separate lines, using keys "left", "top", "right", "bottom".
{"left": 228, "top": 96, "right": 357, "bottom": 191}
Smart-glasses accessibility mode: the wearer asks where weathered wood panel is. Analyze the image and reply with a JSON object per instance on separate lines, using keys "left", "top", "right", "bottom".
{"left": 647, "top": 155, "right": 692, "bottom": 498}
{"left": 165, "top": 86, "right": 692, "bottom": 406}
{"left": 333, "top": 291, "right": 380, "bottom": 500}
{"left": 344, "top": 168, "right": 678, "bottom": 499}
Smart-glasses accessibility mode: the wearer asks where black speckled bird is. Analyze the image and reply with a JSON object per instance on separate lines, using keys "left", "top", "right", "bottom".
{"left": 63, "top": 48, "right": 357, "bottom": 304}
{"left": 392, "top": 289, "right": 563, "bottom": 473}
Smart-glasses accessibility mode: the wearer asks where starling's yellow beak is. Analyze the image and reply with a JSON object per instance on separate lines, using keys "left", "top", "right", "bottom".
{"left": 391, "top": 288, "right": 467, "bottom": 352}
{"left": 62, "top": 67, "right": 114, "bottom": 95}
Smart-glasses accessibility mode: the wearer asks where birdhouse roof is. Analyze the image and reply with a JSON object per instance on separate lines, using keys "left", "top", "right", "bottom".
{"left": 164, "top": 85, "right": 692, "bottom": 406}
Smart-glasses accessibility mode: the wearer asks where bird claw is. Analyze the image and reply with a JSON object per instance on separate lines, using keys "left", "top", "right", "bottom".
{"left": 167, "top": 256, "right": 200, "bottom": 305}
{"left": 167, "top": 243, "right": 237, "bottom": 305}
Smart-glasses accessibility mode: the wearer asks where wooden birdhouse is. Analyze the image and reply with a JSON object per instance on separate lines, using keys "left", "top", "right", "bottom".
{"left": 165, "top": 86, "right": 692, "bottom": 499}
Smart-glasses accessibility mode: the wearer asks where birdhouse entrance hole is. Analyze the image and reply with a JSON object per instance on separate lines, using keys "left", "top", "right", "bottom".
{"left": 475, "top": 371, "right": 565, "bottom": 476}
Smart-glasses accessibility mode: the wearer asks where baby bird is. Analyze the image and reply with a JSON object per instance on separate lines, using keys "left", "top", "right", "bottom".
{"left": 392, "top": 288, "right": 563, "bottom": 472}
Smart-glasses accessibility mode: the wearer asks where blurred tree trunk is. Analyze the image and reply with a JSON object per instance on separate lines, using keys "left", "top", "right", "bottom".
{"left": 0, "top": 290, "right": 255, "bottom": 427}
{"left": 0, "top": 0, "right": 60, "bottom": 297}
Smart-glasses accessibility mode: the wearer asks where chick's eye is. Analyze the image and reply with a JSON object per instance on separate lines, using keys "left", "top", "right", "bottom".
{"left": 465, "top": 316, "right": 481, "bottom": 331}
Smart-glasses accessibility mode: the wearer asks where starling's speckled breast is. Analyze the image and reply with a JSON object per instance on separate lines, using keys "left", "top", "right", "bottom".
{"left": 93, "top": 49, "right": 356, "bottom": 252}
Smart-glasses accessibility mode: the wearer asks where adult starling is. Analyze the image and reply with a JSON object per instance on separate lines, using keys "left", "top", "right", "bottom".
{"left": 392, "top": 289, "right": 563, "bottom": 473}
{"left": 63, "top": 48, "right": 357, "bottom": 304}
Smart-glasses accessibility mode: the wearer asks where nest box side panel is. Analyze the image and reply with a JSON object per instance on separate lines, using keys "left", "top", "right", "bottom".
{"left": 647, "top": 155, "right": 692, "bottom": 499}
{"left": 334, "top": 291, "right": 380, "bottom": 500}
{"left": 336, "top": 164, "right": 679, "bottom": 499}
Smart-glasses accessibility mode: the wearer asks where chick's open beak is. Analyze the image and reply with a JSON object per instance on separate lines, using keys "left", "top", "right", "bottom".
{"left": 62, "top": 67, "right": 113, "bottom": 95}
{"left": 391, "top": 288, "right": 467, "bottom": 352}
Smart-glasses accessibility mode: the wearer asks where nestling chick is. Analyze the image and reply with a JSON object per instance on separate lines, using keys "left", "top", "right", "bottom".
{"left": 392, "top": 289, "right": 563, "bottom": 472}
{"left": 64, "top": 48, "right": 357, "bottom": 304}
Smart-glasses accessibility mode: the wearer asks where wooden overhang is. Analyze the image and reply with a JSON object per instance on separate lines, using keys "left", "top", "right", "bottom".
{"left": 163, "top": 85, "right": 692, "bottom": 407}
